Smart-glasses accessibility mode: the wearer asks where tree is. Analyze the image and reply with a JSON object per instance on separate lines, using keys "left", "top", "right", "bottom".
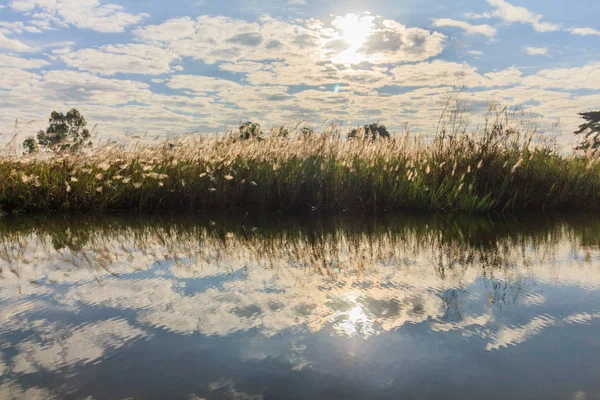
{"left": 300, "top": 127, "right": 314, "bottom": 138}
{"left": 238, "top": 121, "right": 262, "bottom": 140}
{"left": 347, "top": 122, "right": 391, "bottom": 142}
{"left": 22, "top": 137, "right": 38, "bottom": 154}
{"left": 23, "top": 109, "right": 91, "bottom": 154}
{"left": 574, "top": 111, "right": 600, "bottom": 154}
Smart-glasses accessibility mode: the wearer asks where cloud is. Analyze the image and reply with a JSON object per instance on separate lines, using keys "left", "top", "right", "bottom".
{"left": 0, "top": 32, "right": 31, "bottom": 52}
{"left": 136, "top": 14, "right": 445, "bottom": 66}
{"left": 468, "top": 1, "right": 599, "bottom": 37}
{"left": 522, "top": 62, "right": 600, "bottom": 90}
{"left": 1, "top": 8, "right": 600, "bottom": 143}
{"left": 523, "top": 46, "right": 548, "bottom": 56}
{"left": 288, "top": 0, "right": 307, "bottom": 5}
{"left": 39, "top": 69, "right": 152, "bottom": 104}
{"left": 167, "top": 75, "right": 242, "bottom": 94}
{"left": 226, "top": 32, "right": 264, "bottom": 47}
{"left": 389, "top": 61, "right": 521, "bottom": 88}
{"left": 431, "top": 18, "right": 497, "bottom": 37}
{"left": 136, "top": 15, "right": 296, "bottom": 64}
{"left": 0, "top": 20, "right": 43, "bottom": 34}
{"left": 486, "top": 0, "right": 560, "bottom": 32}
{"left": 355, "top": 19, "right": 446, "bottom": 64}
{"left": 133, "top": 17, "right": 196, "bottom": 43}
{"left": 60, "top": 44, "right": 180, "bottom": 75}
{"left": 569, "top": 27, "right": 600, "bottom": 36}
{"left": 0, "top": 54, "right": 49, "bottom": 68}
{"left": 0, "top": 67, "right": 41, "bottom": 93}
{"left": 9, "top": 0, "right": 148, "bottom": 33}
{"left": 463, "top": 12, "right": 493, "bottom": 20}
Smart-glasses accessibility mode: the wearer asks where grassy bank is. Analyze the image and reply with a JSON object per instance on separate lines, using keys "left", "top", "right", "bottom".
{"left": 2, "top": 111, "right": 600, "bottom": 214}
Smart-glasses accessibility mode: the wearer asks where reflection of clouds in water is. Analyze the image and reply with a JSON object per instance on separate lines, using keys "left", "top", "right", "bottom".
{"left": 431, "top": 313, "right": 494, "bottom": 336}
{"left": 0, "top": 301, "right": 46, "bottom": 335}
{"left": 207, "top": 379, "right": 263, "bottom": 400}
{"left": 431, "top": 310, "right": 600, "bottom": 351}
{"left": 522, "top": 292, "right": 546, "bottom": 306}
{"left": 0, "top": 380, "right": 55, "bottom": 400}
{"left": 486, "top": 314, "right": 556, "bottom": 351}
{"left": 0, "top": 221, "right": 599, "bottom": 380}
{"left": 11, "top": 318, "right": 149, "bottom": 374}
{"left": 60, "top": 264, "right": 446, "bottom": 338}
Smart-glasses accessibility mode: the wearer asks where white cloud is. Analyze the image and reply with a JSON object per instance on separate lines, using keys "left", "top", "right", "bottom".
{"left": 0, "top": 67, "right": 41, "bottom": 92}
{"left": 0, "top": 20, "right": 43, "bottom": 34}
{"left": 287, "top": 0, "right": 307, "bottom": 5}
{"left": 29, "top": 12, "right": 69, "bottom": 30}
{"left": 470, "top": 0, "right": 599, "bottom": 37}
{"left": 463, "top": 12, "right": 492, "bottom": 20}
{"left": 522, "top": 62, "right": 600, "bottom": 90}
{"left": 486, "top": 0, "right": 560, "bottom": 32}
{"left": 39, "top": 69, "right": 152, "bottom": 104}
{"left": 9, "top": 0, "right": 148, "bottom": 33}
{"left": 569, "top": 27, "right": 600, "bottom": 36}
{"left": 0, "top": 54, "right": 48, "bottom": 68}
{"left": 389, "top": 61, "right": 521, "bottom": 88}
{"left": 60, "top": 44, "right": 180, "bottom": 75}
{"left": 0, "top": 32, "right": 31, "bottom": 52}
{"left": 523, "top": 46, "right": 549, "bottom": 56}
{"left": 133, "top": 17, "right": 196, "bottom": 43}
{"left": 136, "top": 14, "right": 446, "bottom": 66}
{"left": 432, "top": 18, "right": 497, "bottom": 37}
{"left": 167, "top": 75, "right": 242, "bottom": 94}
{"left": 0, "top": 7, "right": 599, "bottom": 145}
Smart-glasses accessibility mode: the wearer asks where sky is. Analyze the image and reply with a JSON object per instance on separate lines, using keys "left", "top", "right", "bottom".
{"left": 0, "top": 0, "right": 599, "bottom": 147}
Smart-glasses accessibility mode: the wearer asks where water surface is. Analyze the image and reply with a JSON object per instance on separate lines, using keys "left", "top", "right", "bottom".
{"left": 0, "top": 213, "right": 599, "bottom": 400}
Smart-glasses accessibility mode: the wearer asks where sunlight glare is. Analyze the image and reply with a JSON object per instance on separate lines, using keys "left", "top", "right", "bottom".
{"left": 331, "top": 294, "right": 375, "bottom": 337}
{"left": 330, "top": 13, "right": 375, "bottom": 64}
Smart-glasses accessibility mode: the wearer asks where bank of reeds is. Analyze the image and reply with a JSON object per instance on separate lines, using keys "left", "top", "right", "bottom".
{"left": 1, "top": 106, "right": 599, "bottom": 213}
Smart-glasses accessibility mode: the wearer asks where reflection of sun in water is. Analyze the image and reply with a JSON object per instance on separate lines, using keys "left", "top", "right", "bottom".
{"left": 332, "top": 293, "right": 376, "bottom": 337}
{"left": 331, "top": 13, "right": 375, "bottom": 64}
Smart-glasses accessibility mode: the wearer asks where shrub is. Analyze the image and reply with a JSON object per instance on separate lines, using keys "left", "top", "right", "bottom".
{"left": 238, "top": 122, "right": 262, "bottom": 140}
{"left": 347, "top": 123, "right": 390, "bottom": 141}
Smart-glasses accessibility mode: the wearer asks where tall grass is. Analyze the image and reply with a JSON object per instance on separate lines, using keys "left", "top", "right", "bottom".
{"left": 1, "top": 104, "right": 599, "bottom": 213}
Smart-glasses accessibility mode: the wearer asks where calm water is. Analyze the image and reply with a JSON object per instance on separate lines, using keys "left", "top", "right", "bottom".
{"left": 0, "top": 213, "right": 599, "bottom": 400}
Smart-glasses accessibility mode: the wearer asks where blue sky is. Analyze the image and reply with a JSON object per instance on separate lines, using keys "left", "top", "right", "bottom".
{"left": 1, "top": 0, "right": 599, "bottom": 147}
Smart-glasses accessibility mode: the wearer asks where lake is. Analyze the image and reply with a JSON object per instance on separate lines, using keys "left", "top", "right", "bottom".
{"left": 0, "top": 212, "right": 598, "bottom": 400}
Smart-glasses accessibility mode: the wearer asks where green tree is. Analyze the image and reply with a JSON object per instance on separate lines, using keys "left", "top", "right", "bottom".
{"left": 300, "top": 127, "right": 314, "bottom": 138}
{"left": 347, "top": 122, "right": 391, "bottom": 142}
{"left": 23, "top": 109, "right": 91, "bottom": 154}
{"left": 574, "top": 111, "right": 600, "bottom": 153}
{"left": 22, "top": 137, "right": 38, "bottom": 154}
{"left": 238, "top": 122, "right": 262, "bottom": 140}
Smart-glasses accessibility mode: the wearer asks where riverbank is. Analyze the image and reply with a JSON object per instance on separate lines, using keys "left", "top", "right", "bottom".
{"left": 1, "top": 121, "right": 599, "bottom": 214}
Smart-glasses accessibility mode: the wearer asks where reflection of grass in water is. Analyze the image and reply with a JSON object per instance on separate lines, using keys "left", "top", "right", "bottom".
{"left": 2, "top": 105, "right": 600, "bottom": 213}
{"left": 0, "top": 214, "right": 598, "bottom": 342}
{"left": 0, "top": 213, "right": 599, "bottom": 307}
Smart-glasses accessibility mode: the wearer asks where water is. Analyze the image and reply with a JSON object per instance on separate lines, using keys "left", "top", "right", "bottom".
{"left": 0, "top": 213, "right": 599, "bottom": 400}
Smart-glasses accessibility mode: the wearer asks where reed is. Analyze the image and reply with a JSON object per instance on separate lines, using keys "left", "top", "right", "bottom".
{"left": 1, "top": 105, "right": 599, "bottom": 213}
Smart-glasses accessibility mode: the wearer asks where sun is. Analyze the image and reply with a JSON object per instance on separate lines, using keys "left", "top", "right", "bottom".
{"left": 330, "top": 13, "right": 375, "bottom": 64}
